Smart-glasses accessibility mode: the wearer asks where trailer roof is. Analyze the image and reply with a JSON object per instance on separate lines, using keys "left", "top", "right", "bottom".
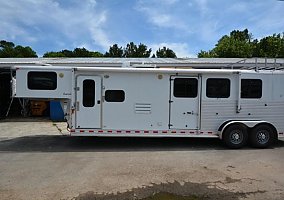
{"left": 1, "top": 57, "right": 284, "bottom": 70}
{"left": 12, "top": 65, "right": 284, "bottom": 75}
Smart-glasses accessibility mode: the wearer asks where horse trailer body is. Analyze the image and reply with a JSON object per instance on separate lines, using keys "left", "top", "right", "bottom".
{"left": 11, "top": 63, "right": 284, "bottom": 148}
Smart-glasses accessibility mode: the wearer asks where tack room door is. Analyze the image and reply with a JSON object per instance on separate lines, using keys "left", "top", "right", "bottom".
{"left": 76, "top": 76, "right": 101, "bottom": 129}
{"left": 169, "top": 76, "right": 200, "bottom": 129}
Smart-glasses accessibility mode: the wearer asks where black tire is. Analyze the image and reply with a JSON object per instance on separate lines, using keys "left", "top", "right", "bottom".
{"left": 250, "top": 125, "right": 274, "bottom": 148}
{"left": 223, "top": 124, "right": 248, "bottom": 149}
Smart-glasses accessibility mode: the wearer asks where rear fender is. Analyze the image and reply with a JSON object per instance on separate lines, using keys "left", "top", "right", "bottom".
{"left": 219, "top": 120, "right": 268, "bottom": 139}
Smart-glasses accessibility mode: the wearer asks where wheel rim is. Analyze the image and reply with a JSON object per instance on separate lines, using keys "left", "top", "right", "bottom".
{"left": 256, "top": 130, "right": 270, "bottom": 144}
{"left": 230, "top": 130, "right": 243, "bottom": 145}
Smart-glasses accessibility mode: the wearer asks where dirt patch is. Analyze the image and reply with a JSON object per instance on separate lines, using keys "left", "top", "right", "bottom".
{"left": 72, "top": 181, "right": 266, "bottom": 200}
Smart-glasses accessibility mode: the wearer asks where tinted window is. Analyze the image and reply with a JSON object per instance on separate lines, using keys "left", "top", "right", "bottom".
{"left": 174, "top": 78, "right": 198, "bottom": 98}
{"left": 206, "top": 78, "right": 230, "bottom": 98}
{"left": 83, "top": 80, "right": 95, "bottom": 107}
{"left": 105, "top": 90, "right": 125, "bottom": 102}
{"left": 28, "top": 72, "right": 57, "bottom": 90}
{"left": 241, "top": 79, "right": 262, "bottom": 99}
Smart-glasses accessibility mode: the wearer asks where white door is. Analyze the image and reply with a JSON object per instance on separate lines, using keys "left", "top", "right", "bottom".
{"left": 76, "top": 76, "right": 101, "bottom": 129}
{"left": 169, "top": 76, "right": 199, "bottom": 129}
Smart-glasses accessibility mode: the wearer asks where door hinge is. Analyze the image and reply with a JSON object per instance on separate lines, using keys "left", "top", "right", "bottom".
{"left": 169, "top": 100, "right": 173, "bottom": 103}
{"left": 75, "top": 87, "right": 80, "bottom": 91}
{"left": 76, "top": 101, "right": 79, "bottom": 111}
{"left": 168, "top": 124, "right": 173, "bottom": 127}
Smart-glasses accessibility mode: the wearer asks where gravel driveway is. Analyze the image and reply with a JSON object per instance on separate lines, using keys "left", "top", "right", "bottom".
{"left": 0, "top": 118, "right": 283, "bottom": 200}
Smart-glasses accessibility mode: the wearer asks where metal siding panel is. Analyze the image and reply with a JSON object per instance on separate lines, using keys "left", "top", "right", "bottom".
{"left": 201, "top": 101, "right": 284, "bottom": 132}
{"left": 102, "top": 73, "right": 170, "bottom": 130}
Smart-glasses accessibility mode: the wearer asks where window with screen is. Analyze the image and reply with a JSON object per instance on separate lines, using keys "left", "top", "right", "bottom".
{"left": 105, "top": 90, "right": 125, "bottom": 102}
{"left": 28, "top": 71, "right": 57, "bottom": 90}
{"left": 206, "top": 78, "right": 230, "bottom": 98}
{"left": 83, "top": 79, "right": 95, "bottom": 107}
{"left": 174, "top": 78, "right": 198, "bottom": 98}
{"left": 241, "top": 79, "right": 262, "bottom": 99}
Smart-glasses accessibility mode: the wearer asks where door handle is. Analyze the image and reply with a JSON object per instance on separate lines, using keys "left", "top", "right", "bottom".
{"left": 183, "top": 111, "right": 193, "bottom": 115}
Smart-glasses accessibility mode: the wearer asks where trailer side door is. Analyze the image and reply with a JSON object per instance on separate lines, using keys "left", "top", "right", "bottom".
{"left": 169, "top": 76, "right": 200, "bottom": 129}
{"left": 76, "top": 76, "right": 101, "bottom": 129}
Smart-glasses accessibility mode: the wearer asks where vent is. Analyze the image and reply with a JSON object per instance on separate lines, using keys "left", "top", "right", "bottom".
{"left": 135, "top": 103, "right": 151, "bottom": 114}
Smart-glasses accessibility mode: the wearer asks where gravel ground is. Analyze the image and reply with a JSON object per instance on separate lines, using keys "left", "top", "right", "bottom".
{"left": 0, "top": 118, "right": 283, "bottom": 200}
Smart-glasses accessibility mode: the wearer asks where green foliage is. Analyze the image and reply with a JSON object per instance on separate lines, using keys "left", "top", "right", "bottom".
{"left": 0, "top": 40, "right": 37, "bottom": 58}
{"left": 2, "top": 31, "right": 283, "bottom": 59}
{"left": 198, "top": 29, "right": 284, "bottom": 58}
{"left": 104, "top": 44, "right": 123, "bottom": 57}
{"left": 214, "top": 35, "right": 253, "bottom": 58}
{"left": 123, "top": 42, "right": 152, "bottom": 58}
{"left": 209, "top": 29, "right": 254, "bottom": 58}
{"left": 197, "top": 50, "right": 217, "bottom": 58}
{"left": 230, "top": 29, "right": 252, "bottom": 42}
{"left": 1, "top": 40, "right": 175, "bottom": 58}
{"left": 42, "top": 51, "right": 66, "bottom": 57}
{"left": 90, "top": 51, "right": 104, "bottom": 57}
{"left": 155, "top": 47, "right": 177, "bottom": 58}
{"left": 105, "top": 42, "right": 152, "bottom": 58}
{"left": 256, "top": 34, "right": 284, "bottom": 57}
{"left": 0, "top": 40, "right": 15, "bottom": 49}
{"left": 43, "top": 47, "right": 103, "bottom": 58}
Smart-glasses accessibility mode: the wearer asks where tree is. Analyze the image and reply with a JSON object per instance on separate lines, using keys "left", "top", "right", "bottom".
{"left": 90, "top": 51, "right": 104, "bottom": 57}
{"left": 0, "top": 40, "right": 15, "bottom": 49}
{"left": 73, "top": 47, "right": 103, "bottom": 57}
{"left": 0, "top": 41, "right": 15, "bottom": 57}
{"left": 96, "top": 43, "right": 178, "bottom": 58}
{"left": 0, "top": 40, "right": 37, "bottom": 58}
{"left": 156, "top": 47, "right": 177, "bottom": 58}
{"left": 197, "top": 50, "right": 217, "bottom": 58}
{"left": 256, "top": 34, "right": 284, "bottom": 58}
{"left": 105, "top": 44, "right": 123, "bottom": 57}
{"left": 43, "top": 51, "right": 66, "bottom": 57}
{"left": 213, "top": 35, "right": 253, "bottom": 58}
{"left": 43, "top": 47, "right": 103, "bottom": 57}
{"left": 14, "top": 46, "right": 38, "bottom": 58}
{"left": 136, "top": 43, "right": 152, "bottom": 57}
{"left": 123, "top": 42, "right": 152, "bottom": 58}
{"left": 197, "top": 29, "right": 284, "bottom": 58}
{"left": 61, "top": 49, "right": 73, "bottom": 57}
{"left": 123, "top": 42, "right": 136, "bottom": 57}
{"left": 230, "top": 29, "right": 251, "bottom": 42}
{"left": 212, "top": 29, "right": 254, "bottom": 58}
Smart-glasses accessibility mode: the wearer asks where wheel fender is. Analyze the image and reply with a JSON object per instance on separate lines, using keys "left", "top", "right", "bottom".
{"left": 219, "top": 120, "right": 268, "bottom": 139}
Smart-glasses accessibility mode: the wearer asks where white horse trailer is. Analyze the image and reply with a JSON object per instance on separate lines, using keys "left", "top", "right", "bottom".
{"left": 11, "top": 62, "right": 284, "bottom": 148}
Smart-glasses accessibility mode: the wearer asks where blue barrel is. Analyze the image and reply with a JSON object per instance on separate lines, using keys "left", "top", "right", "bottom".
{"left": 50, "top": 101, "right": 64, "bottom": 121}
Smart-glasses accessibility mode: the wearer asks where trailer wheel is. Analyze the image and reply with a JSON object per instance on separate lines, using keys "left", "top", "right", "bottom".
{"left": 250, "top": 125, "right": 274, "bottom": 148}
{"left": 223, "top": 124, "right": 248, "bottom": 149}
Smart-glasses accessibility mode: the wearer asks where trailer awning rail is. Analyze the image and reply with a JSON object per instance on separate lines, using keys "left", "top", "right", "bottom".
{"left": 226, "top": 58, "right": 284, "bottom": 71}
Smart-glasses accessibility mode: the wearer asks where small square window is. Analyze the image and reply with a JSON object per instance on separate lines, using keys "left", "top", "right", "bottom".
{"left": 105, "top": 90, "right": 125, "bottom": 102}
{"left": 206, "top": 78, "right": 230, "bottom": 98}
{"left": 174, "top": 78, "right": 198, "bottom": 98}
{"left": 241, "top": 79, "right": 262, "bottom": 99}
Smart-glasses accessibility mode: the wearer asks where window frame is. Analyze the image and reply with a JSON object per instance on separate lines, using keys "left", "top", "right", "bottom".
{"left": 82, "top": 79, "right": 96, "bottom": 107}
{"left": 27, "top": 71, "right": 57, "bottom": 90}
{"left": 241, "top": 79, "right": 262, "bottom": 99}
{"left": 206, "top": 78, "right": 231, "bottom": 98}
{"left": 173, "top": 78, "right": 198, "bottom": 98}
{"left": 105, "top": 90, "right": 125, "bottom": 102}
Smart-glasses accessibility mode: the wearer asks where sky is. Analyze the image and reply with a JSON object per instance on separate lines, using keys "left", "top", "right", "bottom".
{"left": 0, "top": 0, "right": 284, "bottom": 58}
